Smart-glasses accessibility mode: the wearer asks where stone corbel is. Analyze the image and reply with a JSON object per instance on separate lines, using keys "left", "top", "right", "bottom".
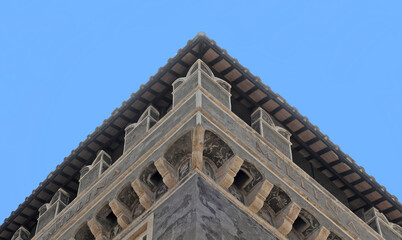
{"left": 274, "top": 202, "right": 301, "bottom": 236}
{"left": 87, "top": 218, "right": 108, "bottom": 240}
{"left": 155, "top": 157, "right": 177, "bottom": 189}
{"left": 191, "top": 124, "right": 204, "bottom": 170}
{"left": 306, "top": 226, "right": 330, "bottom": 240}
{"left": 109, "top": 199, "right": 131, "bottom": 229}
{"left": 131, "top": 179, "right": 153, "bottom": 210}
{"left": 245, "top": 180, "right": 273, "bottom": 213}
{"left": 216, "top": 156, "right": 244, "bottom": 189}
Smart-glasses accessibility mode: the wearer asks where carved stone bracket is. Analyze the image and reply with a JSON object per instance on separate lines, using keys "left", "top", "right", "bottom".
{"left": 306, "top": 226, "right": 330, "bottom": 240}
{"left": 87, "top": 218, "right": 108, "bottom": 240}
{"left": 192, "top": 124, "right": 204, "bottom": 170}
{"left": 154, "top": 157, "right": 177, "bottom": 189}
{"left": 131, "top": 179, "right": 153, "bottom": 210}
{"left": 275, "top": 202, "right": 301, "bottom": 236}
{"left": 246, "top": 180, "right": 274, "bottom": 213}
{"left": 216, "top": 156, "right": 243, "bottom": 189}
{"left": 109, "top": 199, "right": 131, "bottom": 229}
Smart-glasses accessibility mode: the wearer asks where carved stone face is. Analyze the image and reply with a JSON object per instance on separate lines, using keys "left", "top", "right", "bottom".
{"left": 240, "top": 161, "right": 263, "bottom": 193}
{"left": 178, "top": 158, "right": 191, "bottom": 180}
{"left": 265, "top": 186, "right": 291, "bottom": 214}
{"left": 293, "top": 209, "right": 320, "bottom": 238}
{"left": 164, "top": 131, "right": 192, "bottom": 167}
{"left": 203, "top": 131, "right": 234, "bottom": 168}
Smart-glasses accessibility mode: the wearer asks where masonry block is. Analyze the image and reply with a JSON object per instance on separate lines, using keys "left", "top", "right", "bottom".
{"left": 155, "top": 157, "right": 177, "bottom": 189}
{"left": 246, "top": 180, "right": 274, "bottom": 213}
{"left": 109, "top": 199, "right": 131, "bottom": 229}
{"left": 216, "top": 156, "right": 243, "bottom": 189}
{"left": 131, "top": 179, "right": 153, "bottom": 210}
{"left": 87, "top": 218, "right": 108, "bottom": 240}
{"left": 274, "top": 202, "right": 301, "bottom": 236}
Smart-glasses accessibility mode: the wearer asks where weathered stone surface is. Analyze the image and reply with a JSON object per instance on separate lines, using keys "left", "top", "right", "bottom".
{"left": 153, "top": 174, "right": 278, "bottom": 240}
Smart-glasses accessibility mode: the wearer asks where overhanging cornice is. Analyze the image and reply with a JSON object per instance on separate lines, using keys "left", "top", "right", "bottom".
{"left": 1, "top": 32, "right": 400, "bottom": 239}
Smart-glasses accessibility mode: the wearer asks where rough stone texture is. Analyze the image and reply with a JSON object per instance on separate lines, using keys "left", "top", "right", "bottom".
{"left": 153, "top": 174, "right": 278, "bottom": 240}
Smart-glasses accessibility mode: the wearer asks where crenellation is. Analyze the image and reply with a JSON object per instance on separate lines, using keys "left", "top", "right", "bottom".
{"left": 11, "top": 227, "right": 30, "bottom": 240}
{"left": 363, "top": 207, "right": 402, "bottom": 239}
{"left": 251, "top": 107, "right": 292, "bottom": 159}
{"left": 124, "top": 105, "right": 160, "bottom": 152}
{"left": 35, "top": 188, "right": 70, "bottom": 234}
{"left": 78, "top": 150, "right": 112, "bottom": 195}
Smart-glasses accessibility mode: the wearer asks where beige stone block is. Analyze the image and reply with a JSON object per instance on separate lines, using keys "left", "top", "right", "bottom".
{"left": 274, "top": 202, "right": 301, "bottom": 236}
{"left": 192, "top": 124, "right": 204, "bottom": 170}
{"left": 87, "top": 218, "right": 108, "bottom": 240}
{"left": 109, "top": 199, "right": 131, "bottom": 229}
{"left": 246, "top": 180, "right": 274, "bottom": 213}
{"left": 155, "top": 158, "right": 177, "bottom": 189}
{"left": 131, "top": 179, "right": 153, "bottom": 210}
{"left": 216, "top": 156, "right": 244, "bottom": 189}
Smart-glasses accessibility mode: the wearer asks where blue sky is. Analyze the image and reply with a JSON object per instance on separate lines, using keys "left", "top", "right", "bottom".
{"left": 0, "top": 1, "right": 401, "bottom": 223}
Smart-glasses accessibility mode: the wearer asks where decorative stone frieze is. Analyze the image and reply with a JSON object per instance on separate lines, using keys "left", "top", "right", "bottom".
{"left": 78, "top": 150, "right": 112, "bottom": 195}
{"left": 251, "top": 107, "right": 292, "bottom": 159}
{"left": 11, "top": 226, "right": 30, "bottom": 240}
{"left": 172, "top": 59, "right": 231, "bottom": 109}
{"left": 36, "top": 188, "right": 70, "bottom": 234}
{"left": 124, "top": 105, "right": 159, "bottom": 152}
{"left": 203, "top": 130, "right": 234, "bottom": 168}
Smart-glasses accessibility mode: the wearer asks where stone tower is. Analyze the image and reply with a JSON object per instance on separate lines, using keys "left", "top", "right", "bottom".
{"left": 1, "top": 33, "right": 401, "bottom": 240}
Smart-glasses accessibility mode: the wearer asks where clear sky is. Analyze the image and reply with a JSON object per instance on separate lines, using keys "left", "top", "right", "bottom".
{"left": 0, "top": 1, "right": 401, "bottom": 224}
